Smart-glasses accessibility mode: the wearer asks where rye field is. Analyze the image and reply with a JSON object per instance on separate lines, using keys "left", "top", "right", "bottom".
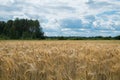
{"left": 0, "top": 40, "right": 120, "bottom": 80}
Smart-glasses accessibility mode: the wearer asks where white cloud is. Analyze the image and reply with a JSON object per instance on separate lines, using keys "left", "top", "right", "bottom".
{"left": 0, "top": 0, "right": 15, "bottom": 6}
{"left": 0, "top": 0, "right": 120, "bottom": 36}
{"left": 42, "top": 18, "right": 61, "bottom": 31}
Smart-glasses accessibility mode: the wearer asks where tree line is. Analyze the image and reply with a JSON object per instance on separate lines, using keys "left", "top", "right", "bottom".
{"left": 46, "top": 36, "right": 120, "bottom": 40}
{"left": 0, "top": 18, "right": 44, "bottom": 39}
{"left": 0, "top": 18, "right": 120, "bottom": 40}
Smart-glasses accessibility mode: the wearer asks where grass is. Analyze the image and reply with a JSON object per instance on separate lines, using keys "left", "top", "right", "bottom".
{"left": 0, "top": 40, "right": 120, "bottom": 80}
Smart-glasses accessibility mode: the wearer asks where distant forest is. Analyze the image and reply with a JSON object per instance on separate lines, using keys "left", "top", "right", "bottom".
{"left": 0, "top": 18, "right": 44, "bottom": 39}
{"left": 0, "top": 19, "right": 120, "bottom": 40}
{"left": 46, "top": 36, "right": 120, "bottom": 40}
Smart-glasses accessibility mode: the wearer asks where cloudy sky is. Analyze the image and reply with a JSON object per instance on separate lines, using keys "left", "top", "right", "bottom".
{"left": 0, "top": 0, "right": 120, "bottom": 36}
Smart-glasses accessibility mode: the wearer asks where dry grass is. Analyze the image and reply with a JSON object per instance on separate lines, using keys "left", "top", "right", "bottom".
{"left": 0, "top": 40, "right": 120, "bottom": 80}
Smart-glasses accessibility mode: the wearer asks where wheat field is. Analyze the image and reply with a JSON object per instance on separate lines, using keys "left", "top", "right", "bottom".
{"left": 0, "top": 40, "right": 120, "bottom": 80}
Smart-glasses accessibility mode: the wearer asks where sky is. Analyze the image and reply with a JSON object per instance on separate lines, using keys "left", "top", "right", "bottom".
{"left": 0, "top": 0, "right": 120, "bottom": 37}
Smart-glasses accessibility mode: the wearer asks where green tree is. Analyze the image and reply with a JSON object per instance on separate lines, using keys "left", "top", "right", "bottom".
{"left": 0, "top": 18, "right": 44, "bottom": 39}
{"left": 114, "top": 35, "right": 120, "bottom": 40}
{"left": 0, "top": 21, "right": 6, "bottom": 35}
